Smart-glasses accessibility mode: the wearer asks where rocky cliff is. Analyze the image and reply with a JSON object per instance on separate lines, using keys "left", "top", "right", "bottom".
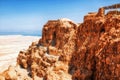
{"left": 71, "top": 8, "right": 120, "bottom": 80}
{"left": 0, "top": 4, "right": 120, "bottom": 80}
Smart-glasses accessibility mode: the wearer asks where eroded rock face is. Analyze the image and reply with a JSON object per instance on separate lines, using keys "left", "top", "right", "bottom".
{"left": 16, "top": 18, "right": 77, "bottom": 80}
{"left": 0, "top": 65, "right": 32, "bottom": 80}
{"left": 0, "top": 4, "right": 120, "bottom": 80}
{"left": 41, "top": 18, "right": 78, "bottom": 62}
{"left": 70, "top": 10, "right": 120, "bottom": 80}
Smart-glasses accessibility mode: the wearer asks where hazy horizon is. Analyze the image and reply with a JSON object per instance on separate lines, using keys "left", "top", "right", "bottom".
{"left": 0, "top": 0, "right": 119, "bottom": 36}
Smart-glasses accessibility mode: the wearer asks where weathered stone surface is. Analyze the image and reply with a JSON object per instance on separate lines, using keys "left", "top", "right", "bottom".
{"left": 0, "top": 75, "right": 5, "bottom": 80}
{"left": 0, "top": 65, "right": 32, "bottom": 80}
{"left": 15, "top": 18, "right": 77, "bottom": 79}
{"left": 70, "top": 8, "right": 120, "bottom": 80}
{"left": 0, "top": 4, "right": 120, "bottom": 80}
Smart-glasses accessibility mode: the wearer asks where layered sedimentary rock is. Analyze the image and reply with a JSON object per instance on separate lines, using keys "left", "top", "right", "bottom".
{"left": 40, "top": 18, "right": 77, "bottom": 62}
{"left": 71, "top": 7, "right": 120, "bottom": 80}
{"left": 16, "top": 18, "right": 77, "bottom": 80}
{"left": 0, "top": 4, "right": 120, "bottom": 80}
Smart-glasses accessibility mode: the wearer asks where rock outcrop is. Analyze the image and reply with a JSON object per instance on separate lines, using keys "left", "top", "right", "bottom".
{"left": 0, "top": 4, "right": 120, "bottom": 80}
{"left": 17, "top": 18, "right": 77, "bottom": 80}
{"left": 71, "top": 8, "right": 120, "bottom": 80}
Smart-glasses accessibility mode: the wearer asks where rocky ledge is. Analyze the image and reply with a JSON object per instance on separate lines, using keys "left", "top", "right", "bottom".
{"left": 0, "top": 4, "right": 120, "bottom": 80}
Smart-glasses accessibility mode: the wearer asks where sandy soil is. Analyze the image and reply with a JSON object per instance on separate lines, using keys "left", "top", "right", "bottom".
{"left": 0, "top": 35, "right": 40, "bottom": 73}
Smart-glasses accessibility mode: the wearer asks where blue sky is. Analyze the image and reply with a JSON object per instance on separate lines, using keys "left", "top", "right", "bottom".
{"left": 0, "top": 0, "right": 119, "bottom": 35}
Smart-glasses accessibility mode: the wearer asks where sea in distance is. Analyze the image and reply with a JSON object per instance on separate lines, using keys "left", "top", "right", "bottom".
{"left": 0, "top": 31, "right": 41, "bottom": 36}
